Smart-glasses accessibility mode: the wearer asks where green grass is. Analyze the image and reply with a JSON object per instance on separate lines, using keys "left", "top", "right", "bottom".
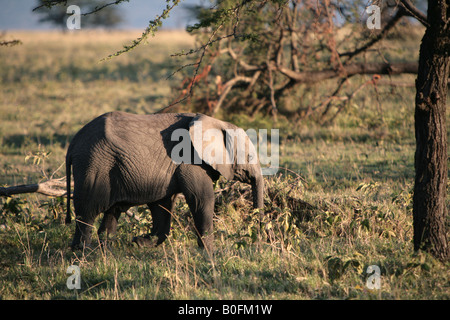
{"left": 0, "top": 30, "right": 449, "bottom": 300}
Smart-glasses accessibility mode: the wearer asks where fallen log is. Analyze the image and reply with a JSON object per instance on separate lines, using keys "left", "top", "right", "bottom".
{"left": 0, "top": 178, "right": 69, "bottom": 197}
{"left": 0, "top": 178, "right": 139, "bottom": 221}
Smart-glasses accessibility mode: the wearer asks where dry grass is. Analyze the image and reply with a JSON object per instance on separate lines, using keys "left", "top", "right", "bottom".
{"left": 0, "top": 29, "right": 449, "bottom": 300}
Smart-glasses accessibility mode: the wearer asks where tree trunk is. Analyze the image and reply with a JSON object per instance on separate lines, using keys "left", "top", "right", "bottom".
{"left": 413, "top": 0, "right": 449, "bottom": 262}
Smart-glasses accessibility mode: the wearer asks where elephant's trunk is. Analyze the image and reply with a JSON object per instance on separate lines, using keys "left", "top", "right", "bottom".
{"left": 251, "top": 175, "right": 264, "bottom": 209}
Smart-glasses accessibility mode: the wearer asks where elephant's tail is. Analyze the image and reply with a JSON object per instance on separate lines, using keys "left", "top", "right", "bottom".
{"left": 65, "top": 153, "right": 72, "bottom": 225}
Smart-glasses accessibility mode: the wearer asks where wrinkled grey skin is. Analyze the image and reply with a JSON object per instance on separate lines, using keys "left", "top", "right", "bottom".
{"left": 66, "top": 111, "right": 264, "bottom": 251}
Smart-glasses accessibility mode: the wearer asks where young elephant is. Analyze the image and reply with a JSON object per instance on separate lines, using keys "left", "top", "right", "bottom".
{"left": 66, "top": 112, "right": 264, "bottom": 251}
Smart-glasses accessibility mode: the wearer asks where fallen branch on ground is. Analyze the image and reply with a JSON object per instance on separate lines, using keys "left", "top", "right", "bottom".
{"left": 0, "top": 178, "right": 139, "bottom": 221}
{"left": 0, "top": 178, "right": 69, "bottom": 197}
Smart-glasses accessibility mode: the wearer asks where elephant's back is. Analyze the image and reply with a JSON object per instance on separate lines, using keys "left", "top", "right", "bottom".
{"left": 103, "top": 111, "right": 197, "bottom": 138}
{"left": 69, "top": 111, "right": 196, "bottom": 151}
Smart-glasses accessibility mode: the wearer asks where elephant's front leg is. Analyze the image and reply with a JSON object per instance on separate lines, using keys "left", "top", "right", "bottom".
{"left": 177, "top": 164, "right": 216, "bottom": 253}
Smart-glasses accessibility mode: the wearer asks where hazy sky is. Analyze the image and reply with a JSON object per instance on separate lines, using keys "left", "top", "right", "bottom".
{"left": 0, "top": 0, "right": 203, "bottom": 30}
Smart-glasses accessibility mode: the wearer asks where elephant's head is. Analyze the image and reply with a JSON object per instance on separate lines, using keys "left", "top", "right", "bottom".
{"left": 188, "top": 114, "right": 264, "bottom": 209}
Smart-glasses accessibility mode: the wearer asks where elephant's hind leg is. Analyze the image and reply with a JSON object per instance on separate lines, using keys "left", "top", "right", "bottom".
{"left": 70, "top": 196, "right": 99, "bottom": 250}
{"left": 71, "top": 214, "right": 96, "bottom": 250}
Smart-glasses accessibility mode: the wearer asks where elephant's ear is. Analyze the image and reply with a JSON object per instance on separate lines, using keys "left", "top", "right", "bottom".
{"left": 189, "top": 114, "right": 235, "bottom": 180}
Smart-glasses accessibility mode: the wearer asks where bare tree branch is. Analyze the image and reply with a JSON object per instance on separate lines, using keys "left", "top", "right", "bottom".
{"left": 212, "top": 73, "right": 260, "bottom": 115}
{"left": 339, "top": 1, "right": 428, "bottom": 62}
{"left": 275, "top": 61, "right": 418, "bottom": 84}
{"left": 339, "top": 7, "right": 405, "bottom": 61}
{"left": 399, "top": 0, "right": 428, "bottom": 27}
{"left": 222, "top": 40, "right": 262, "bottom": 72}
{"left": 0, "top": 178, "right": 70, "bottom": 197}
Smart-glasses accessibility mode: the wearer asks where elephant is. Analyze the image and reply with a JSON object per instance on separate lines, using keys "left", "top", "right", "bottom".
{"left": 65, "top": 111, "right": 264, "bottom": 252}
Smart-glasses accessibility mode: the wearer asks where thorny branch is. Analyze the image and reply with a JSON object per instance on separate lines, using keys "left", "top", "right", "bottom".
{"left": 157, "top": 0, "right": 254, "bottom": 113}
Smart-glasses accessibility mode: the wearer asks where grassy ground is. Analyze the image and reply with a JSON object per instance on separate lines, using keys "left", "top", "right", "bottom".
{"left": 0, "top": 30, "right": 449, "bottom": 300}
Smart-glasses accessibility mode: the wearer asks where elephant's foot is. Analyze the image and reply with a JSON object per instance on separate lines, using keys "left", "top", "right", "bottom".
{"left": 132, "top": 235, "right": 159, "bottom": 248}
